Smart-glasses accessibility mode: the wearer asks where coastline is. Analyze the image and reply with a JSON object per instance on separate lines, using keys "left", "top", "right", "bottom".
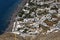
{"left": 5, "top": 0, "right": 29, "bottom": 33}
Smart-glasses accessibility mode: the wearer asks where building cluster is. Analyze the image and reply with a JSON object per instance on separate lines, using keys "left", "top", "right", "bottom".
{"left": 12, "top": 0, "right": 60, "bottom": 37}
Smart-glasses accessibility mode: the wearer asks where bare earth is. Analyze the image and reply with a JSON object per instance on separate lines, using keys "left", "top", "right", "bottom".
{"left": 0, "top": 31, "right": 60, "bottom": 40}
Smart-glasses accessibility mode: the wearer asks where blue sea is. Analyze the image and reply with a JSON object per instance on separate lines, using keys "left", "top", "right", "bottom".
{"left": 0, "top": 0, "right": 22, "bottom": 34}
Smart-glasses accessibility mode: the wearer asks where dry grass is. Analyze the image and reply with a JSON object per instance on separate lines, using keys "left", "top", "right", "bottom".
{"left": 0, "top": 31, "right": 60, "bottom": 40}
{"left": 34, "top": 31, "right": 60, "bottom": 40}
{"left": 44, "top": 19, "right": 58, "bottom": 26}
{"left": 0, "top": 33, "right": 24, "bottom": 40}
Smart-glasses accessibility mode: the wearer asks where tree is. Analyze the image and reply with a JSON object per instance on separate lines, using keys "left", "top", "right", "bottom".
{"left": 17, "top": 28, "right": 21, "bottom": 31}
{"left": 18, "top": 11, "right": 24, "bottom": 17}
{"left": 17, "top": 18, "right": 23, "bottom": 21}
{"left": 23, "top": 29, "right": 28, "bottom": 33}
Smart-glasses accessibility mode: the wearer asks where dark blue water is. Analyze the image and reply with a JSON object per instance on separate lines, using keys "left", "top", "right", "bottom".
{"left": 0, "top": 0, "right": 22, "bottom": 34}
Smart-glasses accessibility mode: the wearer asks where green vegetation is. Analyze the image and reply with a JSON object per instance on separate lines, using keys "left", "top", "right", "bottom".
{"left": 17, "top": 18, "right": 23, "bottom": 21}
{"left": 29, "top": 2, "right": 35, "bottom": 6}
{"left": 24, "top": 7, "right": 30, "bottom": 10}
{"left": 18, "top": 11, "right": 24, "bottom": 17}
{"left": 50, "top": 6, "right": 58, "bottom": 10}
{"left": 23, "top": 29, "right": 28, "bottom": 33}
{"left": 23, "top": 14, "right": 34, "bottom": 18}
{"left": 42, "top": 26, "right": 50, "bottom": 32}
{"left": 17, "top": 28, "right": 21, "bottom": 31}
{"left": 39, "top": 24, "right": 50, "bottom": 32}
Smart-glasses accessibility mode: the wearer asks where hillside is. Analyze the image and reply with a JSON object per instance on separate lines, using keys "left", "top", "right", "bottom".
{"left": 0, "top": 32, "right": 60, "bottom": 40}
{"left": 0, "top": 33, "right": 24, "bottom": 40}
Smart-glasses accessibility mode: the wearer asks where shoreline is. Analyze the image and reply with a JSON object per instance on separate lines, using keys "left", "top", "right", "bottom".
{"left": 5, "top": 0, "right": 29, "bottom": 33}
